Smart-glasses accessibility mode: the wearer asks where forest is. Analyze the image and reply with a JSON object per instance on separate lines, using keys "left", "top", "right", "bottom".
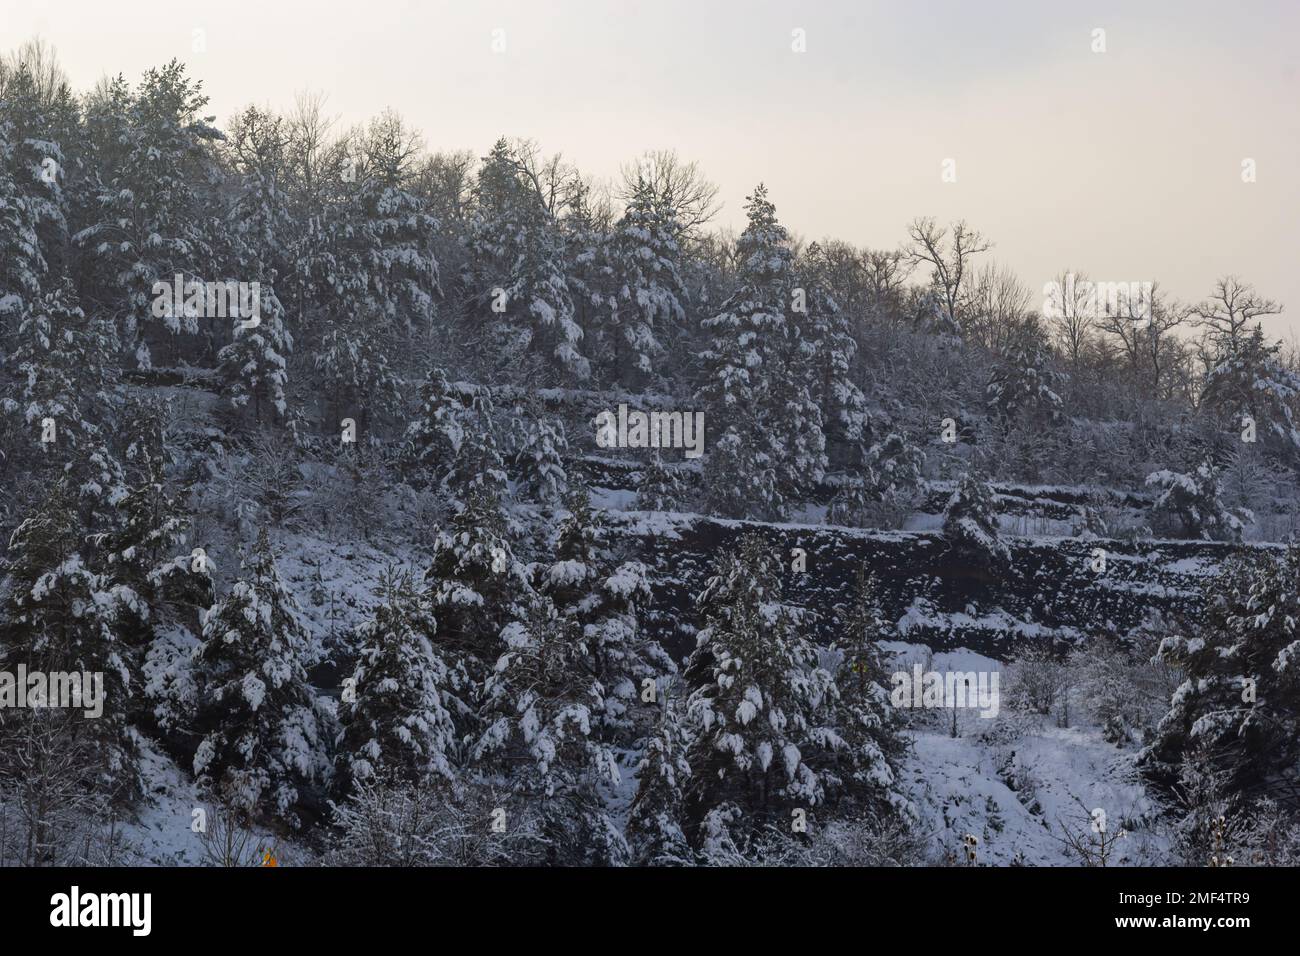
{"left": 2, "top": 36, "right": 1299, "bottom": 867}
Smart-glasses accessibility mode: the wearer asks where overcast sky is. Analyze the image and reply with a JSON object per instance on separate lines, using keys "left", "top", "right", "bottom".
{"left": 8, "top": 0, "right": 1299, "bottom": 333}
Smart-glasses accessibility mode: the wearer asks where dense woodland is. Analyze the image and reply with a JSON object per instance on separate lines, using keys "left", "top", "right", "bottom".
{"left": 2, "top": 38, "right": 1299, "bottom": 866}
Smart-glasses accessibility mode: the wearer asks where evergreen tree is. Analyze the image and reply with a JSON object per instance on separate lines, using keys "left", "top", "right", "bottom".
{"left": 349, "top": 109, "right": 441, "bottom": 329}
{"left": 2, "top": 281, "right": 116, "bottom": 456}
{"left": 986, "top": 320, "right": 1066, "bottom": 427}
{"left": 604, "top": 175, "right": 686, "bottom": 384}
{"left": 510, "top": 403, "right": 568, "bottom": 503}
{"left": 449, "top": 384, "right": 509, "bottom": 502}
{"left": 703, "top": 426, "right": 780, "bottom": 520}
{"left": 336, "top": 568, "right": 460, "bottom": 790}
{"left": 425, "top": 483, "right": 527, "bottom": 667}
{"left": 1146, "top": 459, "right": 1251, "bottom": 542}
{"left": 941, "top": 471, "right": 1011, "bottom": 568}
{"left": 627, "top": 684, "right": 694, "bottom": 865}
{"left": 192, "top": 530, "right": 332, "bottom": 826}
{"left": 561, "top": 182, "right": 613, "bottom": 378}
{"left": 106, "top": 398, "right": 211, "bottom": 643}
{"left": 73, "top": 62, "right": 221, "bottom": 367}
{"left": 0, "top": 480, "right": 140, "bottom": 801}
{"left": 216, "top": 105, "right": 295, "bottom": 422}
{"left": 465, "top": 138, "right": 587, "bottom": 381}
{"left": 216, "top": 284, "right": 292, "bottom": 424}
{"left": 402, "top": 365, "right": 466, "bottom": 486}
{"left": 809, "top": 566, "right": 910, "bottom": 816}
{"left": 635, "top": 451, "right": 683, "bottom": 512}
{"left": 698, "top": 185, "right": 825, "bottom": 517}
{"left": 0, "top": 57, "right": 80, "bottom": 307}
{"left": 0, "top": 113, "right": 46, "bottom": 332}
{"left": 1201, "top": 326, "right": 1300, "bottom": 457}
{"left": 471, "top": 592, "right": 627, "bottom": 864}
{"left": 540, "top": 486, "right": 667, "bottom": 741}
{"left": 1142, "top": 546, "right": 1300, "bottom": 798}
{"left": 826, "top": 476, "right": 874, "bottom": 529}
{"left": 681, "top": 535, "right": 823, "bottom": 838}
{"left": 1, "top": 282, "right": 125, "bottom": 534}
{"left": 800, "top": 241, "right": 868, "bottom": 454}
{"left": 865, "top": 432, "right": 926, "bottom": 502}
{"left": 831, "top": 431, "right": 928, "bottom": 527}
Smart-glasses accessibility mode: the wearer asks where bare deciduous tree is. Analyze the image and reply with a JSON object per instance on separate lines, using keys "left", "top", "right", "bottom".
{"left": 1194, "top": 276, "right": 1283, "bottom": 361}
{"left": 619, "top": 148, "right": 721, "bottom": 239}
{"left": 964, "top": 261, "right": 1033, "bottom": 353}
{"left": 1047, "top": 269, "right": 1095, "bottom": 373}
{"left": 905, "top": 217, "right": 991, "bottom": 329}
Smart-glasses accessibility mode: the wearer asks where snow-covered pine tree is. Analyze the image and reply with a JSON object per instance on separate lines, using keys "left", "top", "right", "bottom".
{"left": 916, "top": 291, "right": 964, "bottom": 339}
{"left": 766, "top": 370, "right": 827, "bottom": 505}
{"left": 561, "top": 181, "right": 613, "bottom": 379}
{"left": 604, "top": 175, "right": 687, "bottom": 385}
{"left": 216, "top": 284, "right": 292, "bottom": 425}
{"left": 626, "top": 683, "right": 694, "bottom": 866}
{"left": 698, "top": 185, "right": 825, "bottom": 517}
{"left": 106, "top": 398, "right": 212, "bottom": 644}
{"left": 1201, "top": 326, "right": 1300, "bottom": 458}
{"left": 335, "top": 567, "right": 460, "bottom": 791}
{"left": 681, "top": 534, "right": 823, "bottom": 840}
{"left": 1141, "top": 545, "right": 1300, "bottom": 798}
{"left": 941, "top": 470, "right": 1011, "bottom": 569}
{"left": 510, "top": 402, "right": 568, "bottom": 503}
{"left": 73, "top": 62, "right": 221, "bottom": 368}
{"left": 0, "top": 58, "right": 80, "bottom": 314}
{"left": 300, "top": 112, "right": 438, "bottom": 439}
{"left": 826, "top": 476, "right": 874, "bottom": 529}
{"left": 986, "top": 320, "right": 1066, "bottom": 427}
{"left": 702, "top": 426, "right": 780, "bottom": 520}
{"left": 866, "top": 431, "right": 926, "bottom": 502}
{"left": 402, "top": 365, "right": 465, "bottom": 486}
{"left": 635, "top": 450, "right": 684, "bottom": 512}
{"left": 540, "top": 485, "right": 667, "bottom": 742}
{"left": 192, "top": 529, "right": 332, "bottom": 826}
{"left": 0, "top": 281, "right": 126, "bottom": 536}
{"left": 425, "top": 482, "right": 527, "bottom": 674}
{"left": 471, "top": 592, "right": 627, "bottom": 864}
{"left": 1145, "top": 459, "right": 1251, "bottom": 542}
{"left": 809, "top": 565, "right": 910, "bottom": 816}
{"left": 0, "top": 479, "right": 140, "bottom": 802}
{"left": 465, "top": 138, "right": 587, "bottom": 382}
{"left": 444, "top": 382, "right": 509, "bottom": 504}
{"left": 348, "top": 110, "right": 441, "bottom": 330}
{"left": 1, "top": 280, "right": 116, "bottom": 458}
{"left": 215, "top": 105, "right": 295, "bottom": 423}
{"left": 0, "top": 114, "right": 46, "bottom": 334}
{"left": 828, "top": 431, "right": 926, "bottom": 528}
{"left": 697, "top": 184, "right": 795, "bottom": 420}
{"left": 799, "top": 241, "right": 868, "bottom": 459}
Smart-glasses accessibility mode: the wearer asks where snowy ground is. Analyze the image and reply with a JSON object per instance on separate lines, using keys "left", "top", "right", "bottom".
{"left": 112, "top": 741, "right": 289, "bottom": 866}
{"left": 889, "top": 645, "right": 1171, "bottom": 866}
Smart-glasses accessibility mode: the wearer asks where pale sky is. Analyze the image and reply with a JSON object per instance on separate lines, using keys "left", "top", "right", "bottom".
{"left": 7, "top": 0, "right": 1299, "bottom": 334}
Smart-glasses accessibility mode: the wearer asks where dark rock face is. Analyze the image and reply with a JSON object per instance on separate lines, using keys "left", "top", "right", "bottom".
{"left": 609, "top": 512, "right": 1270, "bottom": 662}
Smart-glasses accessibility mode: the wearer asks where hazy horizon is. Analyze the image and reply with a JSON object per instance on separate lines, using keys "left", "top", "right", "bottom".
{"left": 8, "top": 0, "right": 1298, "bottom": 332}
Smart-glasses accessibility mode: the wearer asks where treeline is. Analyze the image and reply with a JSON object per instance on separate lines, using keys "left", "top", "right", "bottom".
{"left": 4, "top": 39, "right": 1298, "bottom": 516}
